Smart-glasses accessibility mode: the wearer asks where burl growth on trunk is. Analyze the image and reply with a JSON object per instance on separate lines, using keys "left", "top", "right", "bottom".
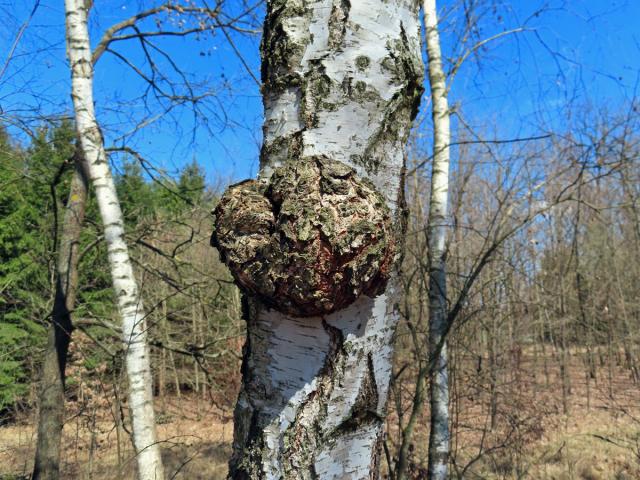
{"left": 211, "top": 157, "right": 395, "bottom": 317}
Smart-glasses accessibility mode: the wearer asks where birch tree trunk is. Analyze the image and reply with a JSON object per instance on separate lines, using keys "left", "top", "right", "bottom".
{"left": 227, "top": 1, "right": 423, "bottom": 478}
{"left": 33, "top": 154, "right": 88, "bottom": 480}
{"left": 423, "top": 1, "right": 452, "bottom": 478}
{"left": 64, "top": 1, "right": 165, "bottom": 478}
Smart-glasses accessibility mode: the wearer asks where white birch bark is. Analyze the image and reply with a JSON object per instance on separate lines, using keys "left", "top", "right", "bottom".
{"left": 423, "top": 1, "right": 451, "bottom": 479}
{"left": 64, "top": 1, "right": 165, "bottom": 478}
{"left": 228, "top": 1, "right": 424, "bottom": 479}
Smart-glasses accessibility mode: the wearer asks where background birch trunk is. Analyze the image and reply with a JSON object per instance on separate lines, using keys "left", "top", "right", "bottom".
{"left": 227, "top": 1, "right": 423, "bottom": 478}
{"left": 423, "top": 1, "right": 452, "bottom": 479}
{"left": 33, "top": 153, "right": 88, "bottom": 480}
{"left": 64, "top": 1, "right": 164, "bottom": 478}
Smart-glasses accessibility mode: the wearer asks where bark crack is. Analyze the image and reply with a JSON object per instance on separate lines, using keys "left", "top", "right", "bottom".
{"left": 280, "top": 318, "right": 346, "bottom": 479}
{"left": 331, "top": 352, "right": 381, "bottom": 436}
{"left": 327, "top": 0, "right": 350, "bottom": 50}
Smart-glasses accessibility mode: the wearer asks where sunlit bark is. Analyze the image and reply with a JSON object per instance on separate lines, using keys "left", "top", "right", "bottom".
{"left": 64, "top": 1, "right": 164, "bottom": 478}
{"left": 423, "top": 1, "right": 452, "bottom": 478}
{"left": 227, "top": 1, "right": 424, "bottom": 478}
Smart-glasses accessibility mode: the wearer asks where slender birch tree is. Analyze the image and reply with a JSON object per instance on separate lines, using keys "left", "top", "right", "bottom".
{"left": 64, "top": 1, "right": 164, "bottom": 478}
{"left": 33, "top": 151, "right": 88, "bottom": 480}
{"left": 423, "top": 1, "right": 452, "bottom": 478}
{"left": 223, "top": 1, "right": 424, "bottom": 478}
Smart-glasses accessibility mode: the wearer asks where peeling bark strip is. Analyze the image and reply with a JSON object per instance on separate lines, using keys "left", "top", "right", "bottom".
{"left": 64, "top": 1, "right": 164, "bottom": 479}
{"left": 227, "top": 1, "right": 423, "bottom": 478}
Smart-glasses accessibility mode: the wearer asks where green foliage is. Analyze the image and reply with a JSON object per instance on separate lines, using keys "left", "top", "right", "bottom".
{"left": 0, "top": 359, "right": 29, "bottom": 412}
{"left": 0, "top": 121, "right": 112, "bottom": 413}
{"left": 178, "top": 160, "right": 206, "bottom": 204}
{"left": 0, "top": 123, "right": 66, "bottom": 412}
{"left": 0, "top": 121, "right": 224, "bottom": 414}
{"left": 116, "top": 160, "right": 158, "bottom": 222}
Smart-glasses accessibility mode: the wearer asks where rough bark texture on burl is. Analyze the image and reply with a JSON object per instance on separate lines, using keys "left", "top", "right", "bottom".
{"left": 211, "top": 157, "right": 395, "bottom": 317}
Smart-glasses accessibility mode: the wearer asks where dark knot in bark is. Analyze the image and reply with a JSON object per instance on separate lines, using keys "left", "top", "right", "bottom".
{"left": 211, "top": 157, "right": 395, "bottom": 317}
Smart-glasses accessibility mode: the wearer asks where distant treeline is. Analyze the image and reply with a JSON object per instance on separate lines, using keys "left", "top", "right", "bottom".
{"left": 0, "top": 121, "right": 241, "bottom": 418}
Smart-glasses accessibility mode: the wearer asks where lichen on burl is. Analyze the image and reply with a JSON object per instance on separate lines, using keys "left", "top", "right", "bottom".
{"left": 211, "top": 157, "right": 395, "bottom": 317}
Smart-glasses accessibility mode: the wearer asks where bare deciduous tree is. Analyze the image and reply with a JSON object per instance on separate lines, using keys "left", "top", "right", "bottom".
{"left": 422, "top": 1, "right": 452, "bottom": 478}
{"left": 64, "top": 1, "right": 164, "bottom": 477}
{"left": 224, "top": 0, "right": 424, "bottom": 478}
{"left": 33, "top": 150, "right": 88, "bottom": 480}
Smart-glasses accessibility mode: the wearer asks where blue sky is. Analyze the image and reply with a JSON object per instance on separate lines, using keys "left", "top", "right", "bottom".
{"left": 438, "top": 1, "right": 640, "bottom": 136}
{"left": 0, "top": 0, "right": 638, "bottom": 184}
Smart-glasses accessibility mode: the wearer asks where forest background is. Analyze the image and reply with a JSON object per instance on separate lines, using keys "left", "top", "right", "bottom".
{"left": 1, "top": 0, "right": 640, "bottom": 478}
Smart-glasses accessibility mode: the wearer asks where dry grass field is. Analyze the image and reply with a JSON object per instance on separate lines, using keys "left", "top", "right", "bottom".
{"left": 0, "top": 395, "right": 234, "bottom": 480}
{"left": 1, "top": 350, "right": 639, "bottom": 479}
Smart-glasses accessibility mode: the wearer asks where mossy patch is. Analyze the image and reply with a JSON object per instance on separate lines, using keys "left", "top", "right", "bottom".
{"left": 355, "top": 55, "right": 370, "bottom": 71}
